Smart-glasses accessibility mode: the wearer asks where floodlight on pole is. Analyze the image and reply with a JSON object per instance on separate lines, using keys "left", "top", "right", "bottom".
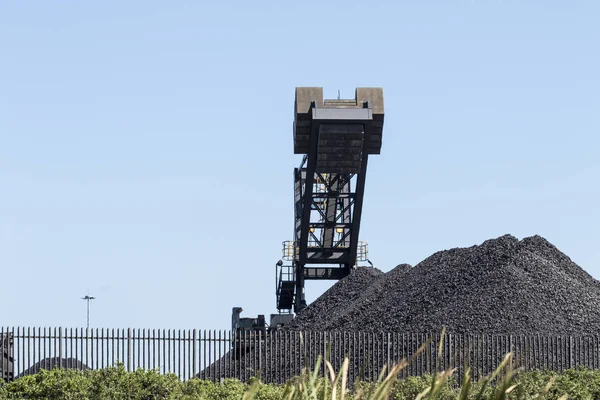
{"left": 82, "top": 295, "right": 95, "bottom": 329}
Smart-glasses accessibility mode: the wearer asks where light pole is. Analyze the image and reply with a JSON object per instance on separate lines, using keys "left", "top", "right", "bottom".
{"left": 82, "top": 295, "right": 95, "bottom": 329}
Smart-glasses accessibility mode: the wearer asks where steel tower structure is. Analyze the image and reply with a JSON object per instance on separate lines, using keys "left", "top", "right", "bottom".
{"left": 277, "top": 87, "right": 384, "bottom": 313}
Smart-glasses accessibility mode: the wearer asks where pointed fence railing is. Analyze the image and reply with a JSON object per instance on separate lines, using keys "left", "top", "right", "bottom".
{"left": 2, "top": 327, "right": 600, "bottom": 383}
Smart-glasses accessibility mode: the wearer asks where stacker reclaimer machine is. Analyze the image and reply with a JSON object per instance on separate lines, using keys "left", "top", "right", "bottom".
{"left": 277, "top": 87, "right": 384, "bottom": 315}
{"left": 233, "top": 87, "right": 385, "bottom": 332}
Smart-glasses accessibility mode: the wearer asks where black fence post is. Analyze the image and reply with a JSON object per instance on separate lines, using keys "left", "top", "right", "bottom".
{"left": 58, "top": 327, "right": 63, "bottom": 370}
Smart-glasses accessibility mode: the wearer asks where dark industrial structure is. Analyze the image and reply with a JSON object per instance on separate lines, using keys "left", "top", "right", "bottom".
{"left": 1, "top": 332, "right": 14, "bottom": 382}
{"left": 277, "top": 87, "right": 385, "bottom": 313}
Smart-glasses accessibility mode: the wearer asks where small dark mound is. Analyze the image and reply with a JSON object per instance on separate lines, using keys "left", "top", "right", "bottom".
{"left": 18, "top": 357, "right": 89, "bottom": 377}
{"left": 287, "top": 235, "right": 600, "bottom": 335}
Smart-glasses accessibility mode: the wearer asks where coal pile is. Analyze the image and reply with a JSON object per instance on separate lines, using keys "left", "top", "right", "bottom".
{"left": 201, "top": 235, "right": 600, "bottom": 382}
{"left": 287, "top": 235, "right": 600, "bottom": 335}
{"left": 18, "top": 357, "right": 89, "bottom": 377}
{"left": 287, "top": 266, "right": 387, "bottom": 329}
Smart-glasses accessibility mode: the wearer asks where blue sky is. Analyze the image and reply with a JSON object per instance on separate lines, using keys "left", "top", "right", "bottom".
{"left": 1, "top": 1, "right": 598, "bottom": 330}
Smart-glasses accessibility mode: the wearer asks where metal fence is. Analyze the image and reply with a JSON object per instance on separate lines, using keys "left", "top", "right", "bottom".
{"left": 2, "top": 327, "right": 600, "bottom": 383}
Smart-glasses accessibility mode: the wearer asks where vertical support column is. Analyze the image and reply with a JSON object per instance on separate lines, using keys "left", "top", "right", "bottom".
{"left": 294, "top": 261, "right": 305, "bottom": 312}
{"left": 348, "top": 154, "right": 369, "bottom": 268}
{"left": 294, "top": 167, "right": 304, "bottom": 242}
{"left": 296, "top": 114, "right": 320, "bottom": 313}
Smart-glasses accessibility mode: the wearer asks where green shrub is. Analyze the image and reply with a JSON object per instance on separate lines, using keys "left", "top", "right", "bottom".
{"left": 0, "top": 368, "right": 90, "bottom": 400}
{"left": 390, "top": 376, "right": 438, "bottom": 399}
{"left": 181, "top": 378, "right": 244, "bottom": 400}
{"left": 87, "top": 364, "right": 182, "bottom": 399}
{"left": 1, "top": 357, "right": 595, "bottom": 399}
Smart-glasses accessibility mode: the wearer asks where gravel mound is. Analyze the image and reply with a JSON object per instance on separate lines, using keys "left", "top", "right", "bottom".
{"left": 286, "top": 267, "right": 386, "bottom": 328}
{"left": 18, "top": 357, "right": 89, "bottom": 377}
{"left": 287, "top": 235, "right": 600, "bottom": 335}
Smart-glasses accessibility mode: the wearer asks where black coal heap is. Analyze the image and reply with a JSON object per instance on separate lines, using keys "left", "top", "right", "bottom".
{"left": 287, "top": 235, "right": 600, "bottom": 335}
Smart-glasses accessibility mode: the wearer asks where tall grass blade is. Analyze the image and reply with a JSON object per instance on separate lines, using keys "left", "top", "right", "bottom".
{"left": 340, "top": 357, "right": 349, "bottom": 400}
{"left": 242, "top": 378, "right": 260, "bottom": 400}
{"left": 325, "top": 359, "right": 336, "bottom": 399}
{"left": 457, "top": 367, "right": 472, "bottom": 400}
{"left": 475, "top": 352, "right": 513, "bottom": 400}
{"left": 369, "top": 362, "right": 406, "bottom": 400}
